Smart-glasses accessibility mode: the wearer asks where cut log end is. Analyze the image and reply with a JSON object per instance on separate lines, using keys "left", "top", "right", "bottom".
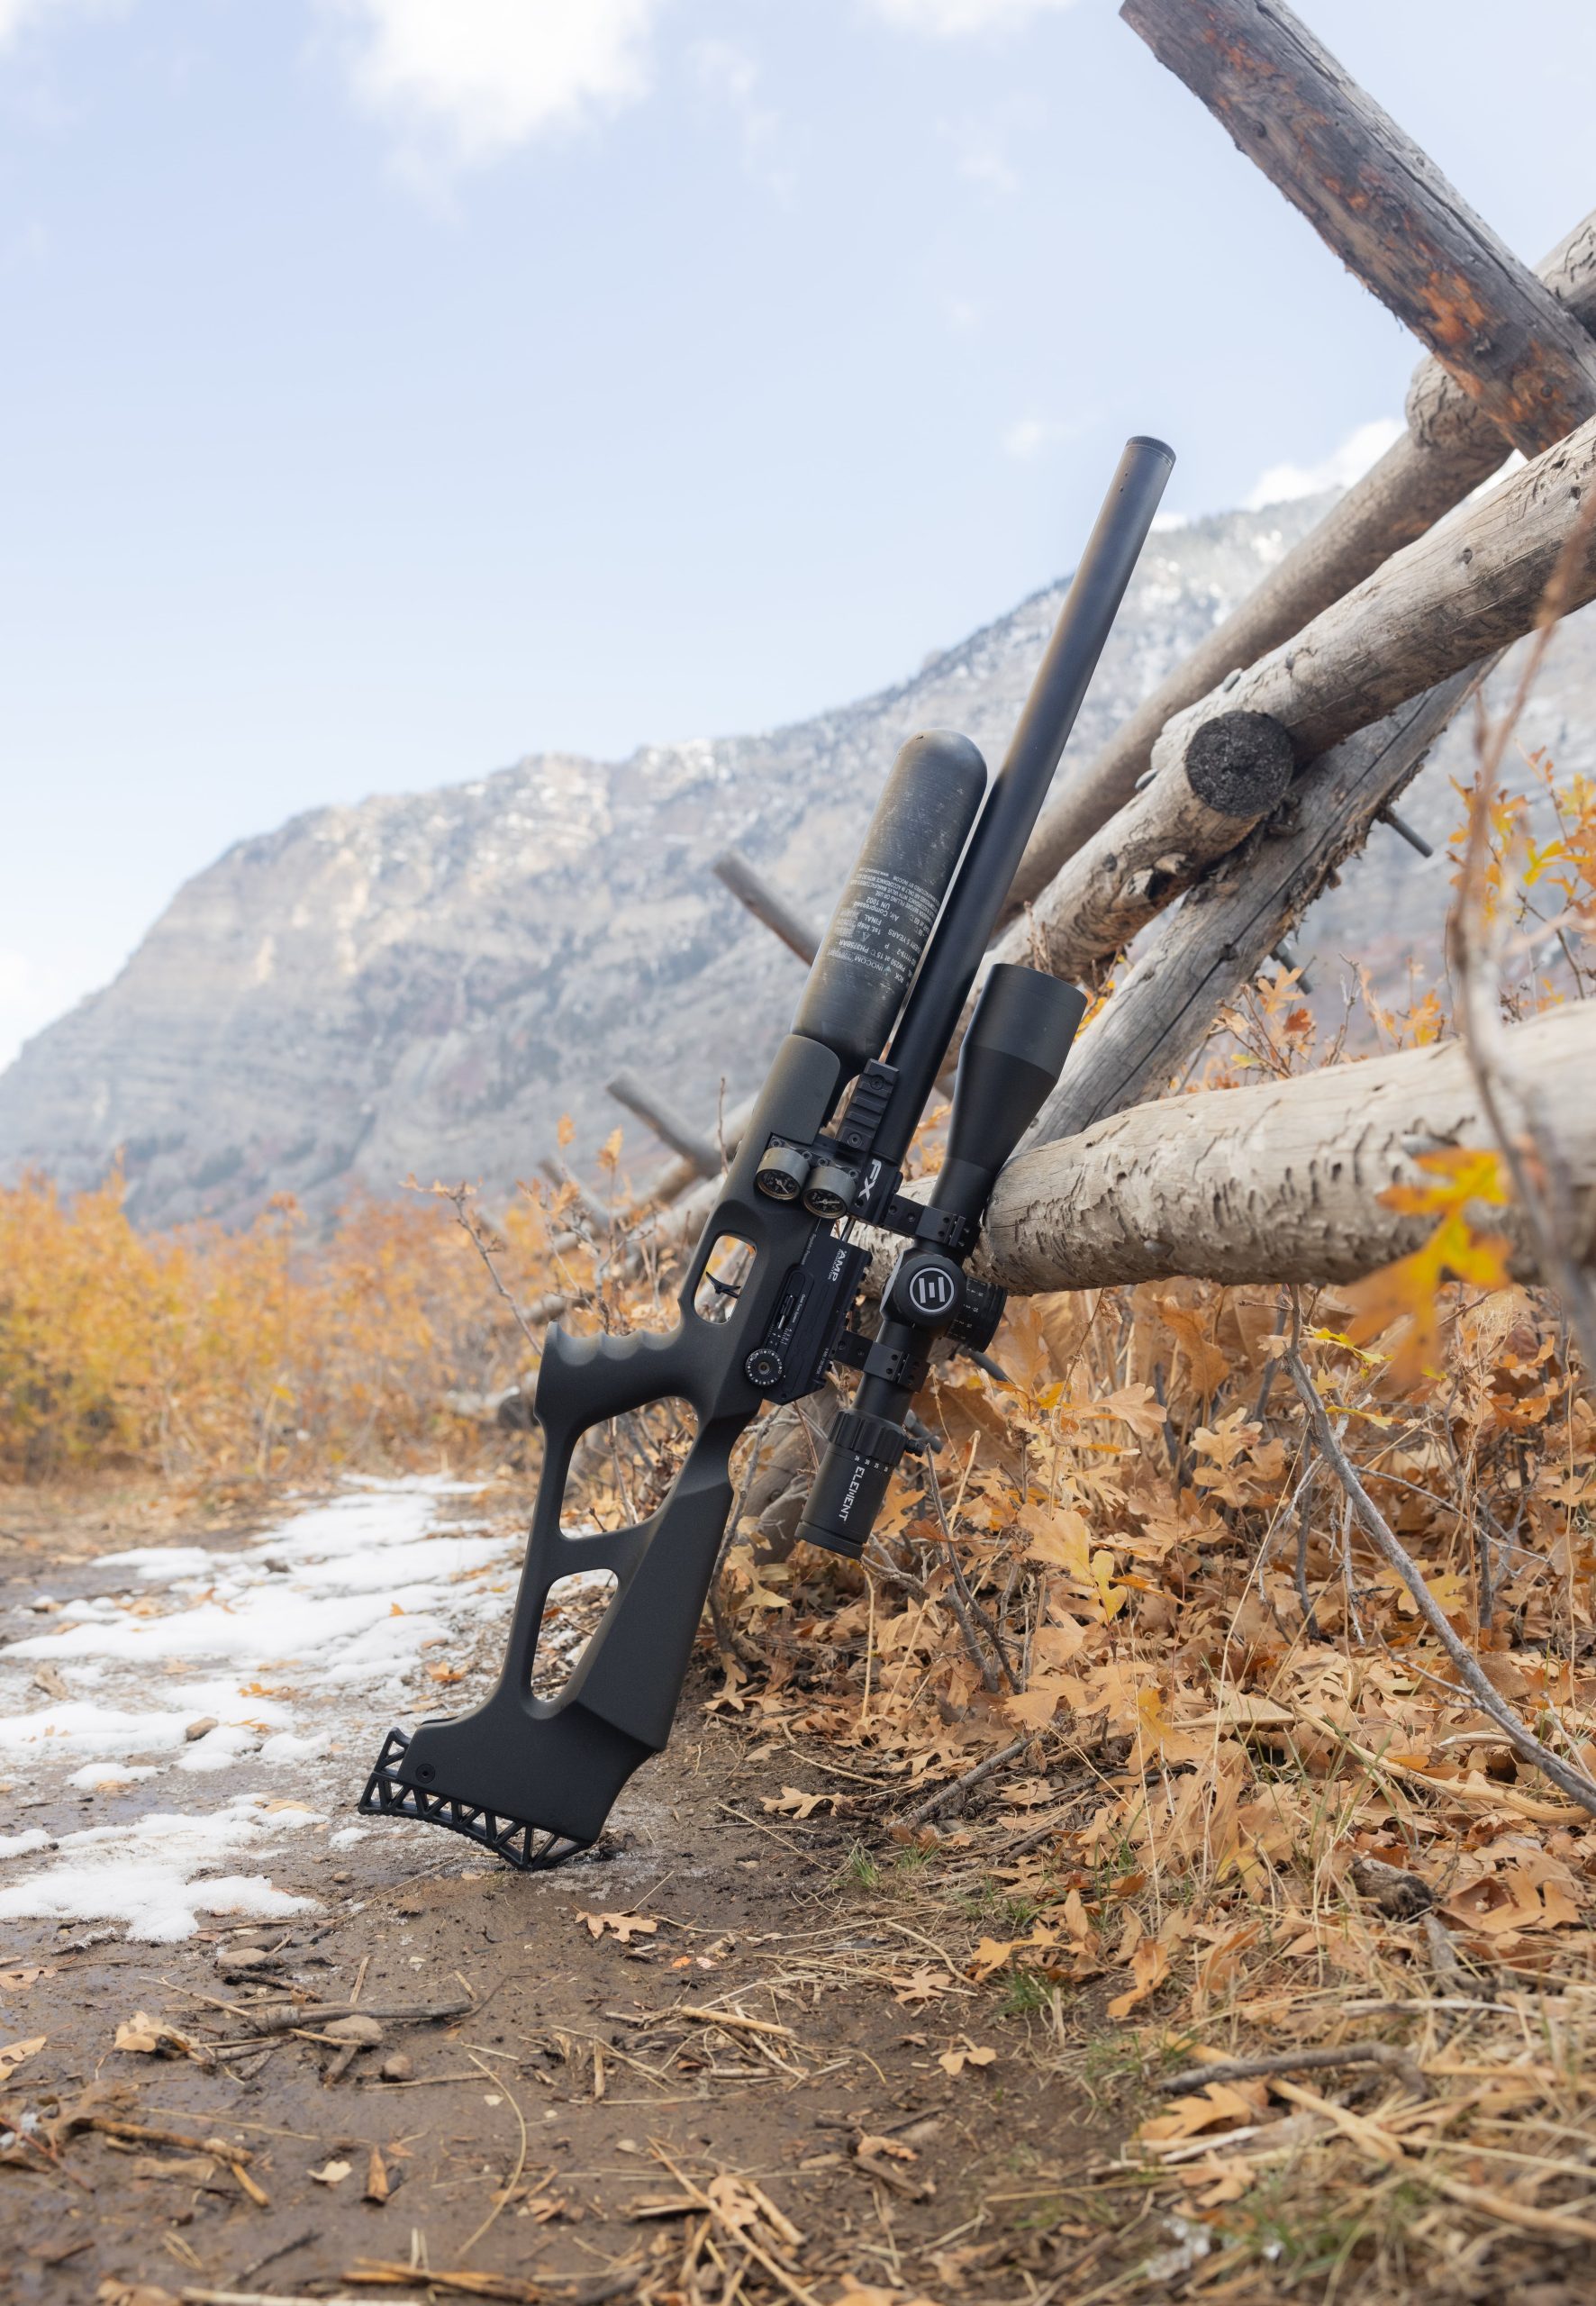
{"left": 1183, "top": 709, "right": 1297, "bottom": 819}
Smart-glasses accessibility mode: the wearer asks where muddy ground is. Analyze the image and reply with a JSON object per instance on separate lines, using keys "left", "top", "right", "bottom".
{"left": 0, "top": 1486, "right": 1154, "bottom": 2306}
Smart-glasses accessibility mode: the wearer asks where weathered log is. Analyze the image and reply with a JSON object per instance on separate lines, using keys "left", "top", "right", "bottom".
{"left": 1029, "top": 668, "right": 1481, "bottom": 1146}
{"left": 977, "top": 1003, "right": 1596, "bottom": 1296}
{"left": 712, "top": 848, "right": 821, "bottom": 965}
{"left": 605, "top": 1070, "right": 721, "bottom": 1179}
{"left": 1157, "top": 410, "right": 1596, "bottom": 779}
{"left": 537, "top": 1154, "right": 613, "bottom": 1236}
{"left": 1123, "top": 0, "right": 1596, "bottom": 457}
{"left": 1003, "top": 210, "right": 1596, "bottom": 921}
{"left": 1010, "top": 709, "right": 1299, "bottom": 989}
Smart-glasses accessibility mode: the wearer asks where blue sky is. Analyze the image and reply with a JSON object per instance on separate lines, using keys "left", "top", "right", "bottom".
{"left": 5, "top": 0, "right": 1596, "bottom": 1069}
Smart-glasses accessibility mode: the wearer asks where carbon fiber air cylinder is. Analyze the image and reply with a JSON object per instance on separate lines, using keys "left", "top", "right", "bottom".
{"left": 792, "top": 729, "right": 986, "bottom": 1076}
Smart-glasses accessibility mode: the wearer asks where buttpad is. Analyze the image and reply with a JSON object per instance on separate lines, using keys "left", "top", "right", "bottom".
{"left": 358, "top": 1727, "right": 591, "bottom": 1872}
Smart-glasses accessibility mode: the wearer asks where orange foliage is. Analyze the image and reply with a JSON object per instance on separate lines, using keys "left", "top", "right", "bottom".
{"left": 0, "top": 1172, "right": 539, "bottom": 1484}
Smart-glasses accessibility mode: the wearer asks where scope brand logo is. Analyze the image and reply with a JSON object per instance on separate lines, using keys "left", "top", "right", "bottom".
{"left": 907, "top": 1264, "right": 957, "bottom": 1319}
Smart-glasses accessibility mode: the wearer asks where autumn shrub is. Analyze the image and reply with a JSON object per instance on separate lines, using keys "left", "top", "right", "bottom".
{"left": 0, "top": 1175, "right": 548, "bottom": 1484}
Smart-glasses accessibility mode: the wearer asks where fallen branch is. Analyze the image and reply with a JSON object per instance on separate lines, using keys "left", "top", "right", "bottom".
{"left": 343, "top": 2268, "right": 639, "bottom": 2305}
{"left": 672, "top": 2005, "right": 797, "bottom": 2041}
{"left": 1269, "top": 2079, "right": 1596, "bottom": 2247}
{"left": 899, "top": 1735, "right": 1034, "bottom": 1828}
{"left": 1153, "top": 2041, "right": 1428, "bottom": 2102}
{"left": 233, "top": 1993, "right": 475, "bottom": 2039}
{"left": 182, "top": 2292, "right": 369, "bottom": 2306}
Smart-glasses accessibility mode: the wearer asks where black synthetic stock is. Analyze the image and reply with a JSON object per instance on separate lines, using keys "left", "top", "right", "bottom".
{"left": 362, "top": 1030, "right": 846, "bottom": 1851}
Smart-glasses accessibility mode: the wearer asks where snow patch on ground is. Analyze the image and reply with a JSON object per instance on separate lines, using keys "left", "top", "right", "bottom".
{"left": 0, "top": 1796, "right": 326, "bottom": 1942}
{"left": 0, "top": 1684, "right": 292, "bottom": 1760}
{"left": 6, "top": 1485, "right": 503, "bottom": 1686}
{"left": 68, "top": 1761, "right": 159, "bottom": 1791}
{"left": 0, "top": 1479, "right": 540, "bottom": 1940}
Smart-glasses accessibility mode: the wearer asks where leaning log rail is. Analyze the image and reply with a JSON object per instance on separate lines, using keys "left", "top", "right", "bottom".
{"left": 1002, "top": 201, "right": 1596, "bottom": 921}
{"left": 1029, "top": 667, "right": 1481, "bottom": 1146}
{"left": 1125, "top": 0, "right": 1596, "bottom": 454}
{"left": 712, "top": 848, "right": 821, "bottom": 966}
{"left": 1003, "top": 0, "right": 1596, "bottom": 921}
{"left": 606, "top": 1068, "right": 721, "bottom": 1180}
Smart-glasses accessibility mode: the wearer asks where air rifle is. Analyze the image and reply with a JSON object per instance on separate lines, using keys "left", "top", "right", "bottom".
{"left": 360, "top": 436, "right": 1174, "bottom": 1868}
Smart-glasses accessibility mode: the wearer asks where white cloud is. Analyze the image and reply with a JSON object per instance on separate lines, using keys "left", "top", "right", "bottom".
{"left": 694, "top": 34, "right": 757, "bottom": 111}
{"left": 693, "top": 37, "right": 790, "bottom": 196}
{"left": 951, "top": 125, "right": 1018, "bottom": 195}
{"left": 867, "top": 0, "right": 1075, "bottom": 32}
{"left": 1002, "top": 413, "right": 1077, "bottom": 460}
{"left": 326, "top": 0, "right": 663, "bottom": 168}
{"left": 1245, "top": 415, "right": 1404, "bottom": 511}
{"left": 0, "top": 0, "right": 122, "bottom": 54}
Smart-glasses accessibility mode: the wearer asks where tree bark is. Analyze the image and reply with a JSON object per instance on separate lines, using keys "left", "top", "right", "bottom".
{"left": 995, "top": 710, "right": 1298, "bottom": 991}
{"left": 977, "top": 1003, "right": 1596, "bottom": 1295}
{"left": 1028, "top": 667, "right": 1482, "bottom": 1145}
{"left": 712, "top": 849, "right": 821, "bottom": 966}
{"left": 1122, "top": 0, "right": 1596, "bottom": 456}
{"left": 1002, "top": 205, "right": 1596, "bottom": 921}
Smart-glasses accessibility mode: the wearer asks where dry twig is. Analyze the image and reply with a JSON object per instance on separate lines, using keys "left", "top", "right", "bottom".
{"left": 1152, "top": 2040, "right": 1429, "bottom": 2102}
{"left": 1284, "top": 1312, "right": 1596, "bottom": 1820}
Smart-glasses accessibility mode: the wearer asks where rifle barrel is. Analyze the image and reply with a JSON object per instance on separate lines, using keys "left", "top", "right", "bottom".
{"left": 872, "top": 435, "right": 1174, "bottom": 1165}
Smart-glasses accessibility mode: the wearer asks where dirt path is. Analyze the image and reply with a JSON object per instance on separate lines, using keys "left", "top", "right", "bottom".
{"left": 0, "top": 1486, "right": 1135, "bottom": 2305}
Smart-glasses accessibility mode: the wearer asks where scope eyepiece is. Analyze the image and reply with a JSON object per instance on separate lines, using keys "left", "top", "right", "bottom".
{"left": 795, "top": 1408, "right": 911, "bottom": 1561}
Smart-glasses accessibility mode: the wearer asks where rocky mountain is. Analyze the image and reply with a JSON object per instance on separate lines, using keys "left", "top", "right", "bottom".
{"left": 4, "top": 491, "right": 1593, "bottom": 1230}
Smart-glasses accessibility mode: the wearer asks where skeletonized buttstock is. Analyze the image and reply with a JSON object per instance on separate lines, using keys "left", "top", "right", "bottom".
{"left": 360, "top": 1033, "right": 844, "bottom": 1866}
